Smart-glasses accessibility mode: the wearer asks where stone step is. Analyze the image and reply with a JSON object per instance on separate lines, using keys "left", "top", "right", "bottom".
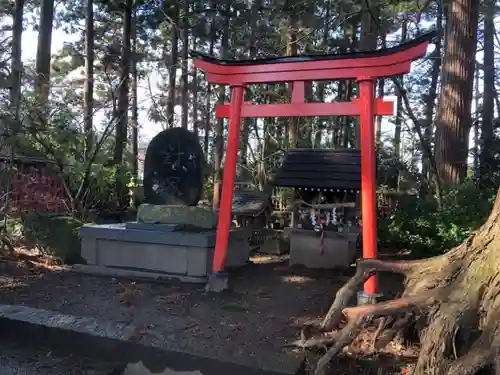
{"left": 0, "top": 304, "right": 303, "bottom": 375}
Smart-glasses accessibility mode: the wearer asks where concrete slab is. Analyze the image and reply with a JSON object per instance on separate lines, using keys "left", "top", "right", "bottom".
{"left": 0, "top": 304, "right": 303, "bottom": 375}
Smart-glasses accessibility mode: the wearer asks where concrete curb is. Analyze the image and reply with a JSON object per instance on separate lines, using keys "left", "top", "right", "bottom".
{"left": 0, "top": 304, "right": 303, "bottom": 375}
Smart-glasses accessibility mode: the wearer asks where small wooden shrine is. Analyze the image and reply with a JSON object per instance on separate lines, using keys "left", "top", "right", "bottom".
{"left": 273, "top": 148, "right": 361, "bottom": 268}
{"left": 229, "top": 188, "right": 273, "bottom": 251}
{"left": 230, "top": 188, "right": 272, "bottom": 228}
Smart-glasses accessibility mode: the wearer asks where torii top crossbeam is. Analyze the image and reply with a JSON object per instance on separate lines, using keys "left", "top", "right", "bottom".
{"left": 193, "top": 32, "right": 435, "bottom": 294}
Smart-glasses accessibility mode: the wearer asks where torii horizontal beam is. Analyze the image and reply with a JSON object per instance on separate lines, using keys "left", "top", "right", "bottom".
{"left": 215, "top": 99, "right": 395, "bottom": 118}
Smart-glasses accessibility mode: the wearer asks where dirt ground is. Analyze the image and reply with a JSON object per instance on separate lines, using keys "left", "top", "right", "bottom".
{"left": 0, "top": 252, "right": 417, "bottom": 375}
{"left": 0, "top": 339, "right": 118, "bottom": 374}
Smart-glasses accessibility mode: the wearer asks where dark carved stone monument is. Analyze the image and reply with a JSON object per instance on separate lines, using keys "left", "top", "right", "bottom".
{"left": 143, "top": 127, "right": 205, "bottom": 206}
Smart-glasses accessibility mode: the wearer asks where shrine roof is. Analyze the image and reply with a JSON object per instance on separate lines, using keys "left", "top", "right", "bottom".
{"left": 231, "top": 190, "right": 271, "bottom": 216}
{"left": 191, "top": 31, "right": 435, "bottom": 66}
{"left": 273, "top": 148, "right": 361, "bottom": 191}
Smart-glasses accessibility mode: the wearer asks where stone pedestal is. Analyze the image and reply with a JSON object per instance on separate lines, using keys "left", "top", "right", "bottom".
{"left": 289, "top": 229, "right": 357, "bottom": 269}
{"left": 79, "top": 223, "right": 252, "bottom": 283}
{"left": 257, "top": 230, "right": 290, "bottom": 255}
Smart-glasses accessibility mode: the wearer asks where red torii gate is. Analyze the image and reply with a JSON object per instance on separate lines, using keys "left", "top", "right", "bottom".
{"left": 193, "top": 32, "right": 434, "bottom": 295}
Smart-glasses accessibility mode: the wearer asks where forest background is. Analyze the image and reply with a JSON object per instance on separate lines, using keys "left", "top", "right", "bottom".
{"left": 0, "top": 0, "right": 498, "bottom": 257}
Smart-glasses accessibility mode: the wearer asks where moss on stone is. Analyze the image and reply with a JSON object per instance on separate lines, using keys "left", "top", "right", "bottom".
{"left": 137, "top": 204, "right": 218, "bottom": 229}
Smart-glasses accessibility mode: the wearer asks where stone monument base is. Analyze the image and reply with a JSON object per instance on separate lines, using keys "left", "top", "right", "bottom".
{"left": 79, "top": 223, "right": 252, "bottom": 283}
{"left": 289, "top": 229, "right": 358, "bottom": 269}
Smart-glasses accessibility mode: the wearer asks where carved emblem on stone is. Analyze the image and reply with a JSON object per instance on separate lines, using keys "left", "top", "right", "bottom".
{"left": 143, "top": 128, "right": 205, "bottom": 206}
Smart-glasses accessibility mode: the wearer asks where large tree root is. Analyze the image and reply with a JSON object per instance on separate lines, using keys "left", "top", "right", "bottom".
{"left": 314, "top": 279, "right": 438, "bottom": 375}
{"left": 297, "top": 189, "right": 500, "bottom": 375}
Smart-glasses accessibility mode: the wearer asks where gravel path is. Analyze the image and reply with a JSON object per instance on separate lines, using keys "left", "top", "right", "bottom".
{"left": 0, "top": 340, "right": 118, "bottom": 375}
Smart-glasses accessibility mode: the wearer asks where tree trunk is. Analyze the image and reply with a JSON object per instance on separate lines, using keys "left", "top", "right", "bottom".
{"left": 422, "top": 0, "right": 442, "bottom": 180}
{"left": 10, "top": 0, "right": 24, "bottom": 111}
{"left": 374, "top": 76, "right": 384, "bottom": 148}
{"left": 287, "top": 23, "right": 299, "bottom": 149}
{"left": 240, "top": 99, "right": 251, "bottom": 180}
{"left": 191, "top": 36, "right": 198, "bottom": 135}
{"left": 342, "top": 16, "right": 358, "bottom": 148}
{"left": 359, "top": 0, "right": 378, "bottom": 50}
{"left": 166, "top": 2, "right": 179, "bottom": 128}
{"left": 374, "top": 35, "right": 386, "bottom": 150}
{"left": 203, "top": 12, "right": 216, "bottom": 159}
{"left": 35, "top": 0, "right": 55, "bottom": 109}
{"left": 300, "top": 188, "right": 500, "bottom": 375}
{"left": 131, "top": 6, "right": 139, "bottom": 184}
{"left": 342, "top": 80, "right": 354, "bottom": 148}
{"left": 314, "top": 0, "right": 330, "bottom": 148}
{"left": 494, "top": 87, "right": 500, "bottom": 117}
{"left": 240, "top": 0, "right": 260, "bottom": 179}
{"left": 356, "top": 0, "right": 378, "bottom": 149}
{"left": 113, "top": 0, "right": 132, "bottom": 166}
{"left": 212, "top": 0, "right": 231, "bottom": 210}
{"left": 434, "top": 0, "right": 479, "bottom": 187}
{"left": 112, "top": 0, "right": 132, "bottom": 208}
{"left": 393, "top": 21, "right": 407, "bottom": 172}
{"left": 257, "top": 118, "right": 272, "bottom": 191}
{"left": 180, "top": 0, "right": 189, "bottom": 129}
{"left": 473, "top": 67, "right": 480, "bottom": 177}
{"left": 479, "top": 0, "right": 495, "bottom": 187}
{"left": 301, "top": 43, "right": 313, "bottom": 148}
{"left": 83, "top": 0, "right": 94, "bottom": 161}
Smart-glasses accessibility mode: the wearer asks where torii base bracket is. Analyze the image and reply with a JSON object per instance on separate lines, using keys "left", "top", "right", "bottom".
{"left": 205, "top": 272, "right": 229, "bottom": 293}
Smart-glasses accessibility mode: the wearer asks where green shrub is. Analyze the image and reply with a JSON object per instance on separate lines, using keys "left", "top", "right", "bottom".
{"left": 378, "top": 180, "right": 496, "bottom": 257}
{"left": 1, "top": 217, "right": 25, "bottom": 240}
{"left": 21, "top": 213, "right": 84, "bottom": 263}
